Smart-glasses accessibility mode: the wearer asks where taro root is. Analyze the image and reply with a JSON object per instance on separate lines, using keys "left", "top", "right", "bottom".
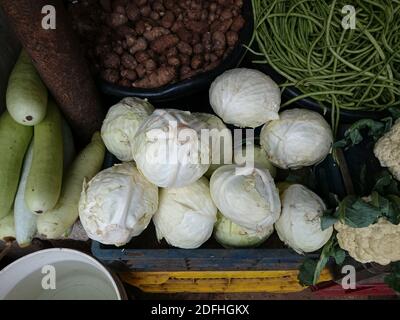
{"left": 121, "top": 53, "right": 138, "bottom": 69}
{"left": 129, "top": 37, "right": 148, "bottom": 54}
{"left": 150, "top": 34, "right": 179, "bottom": 53}
{"left": 68, "top": 0, "right": 245, "bottom": 88}
{"left": 126, "top": 3, "right": 140, "bottom": 21}
{"left": 102, "top": 68, "right": 119, "bottom": 83}
{"left": 177, "top": 41, "right": 192, "bottom": 56}
{"left": 102, "top": 52, "right": 120, "bottom": 69}
{"left": 161, "top": 11, "right": 175, "bottom": 29}
{"left": 143, "top": 27, "right": 169, "bottom": 41}
{"left": 226, "top": 31, "right": 239, "bottom": 47}
{"left": 133, "top": 66, "right": 176, "bottom": 88}
{"left": 121, "top": 69, "right": 138, "bottom": 81}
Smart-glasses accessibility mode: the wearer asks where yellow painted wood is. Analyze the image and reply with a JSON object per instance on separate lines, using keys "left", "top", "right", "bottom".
{"left": 119, "top": 269, "right": 332, "bottom": 293}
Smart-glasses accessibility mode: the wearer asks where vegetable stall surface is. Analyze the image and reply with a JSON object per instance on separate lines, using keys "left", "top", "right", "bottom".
{"left": 6, "top": 50, "right": 48, "bottom": 126}
{"left": 37, "top": 132, "right": 105, "bottom": 239}
{"left": 252, "top": 0, "right": 400, "bottom": 129}
{"left": 0, "top": 111, "right": 32, "bottom": 219}
{"left": 68, "top": 0, "right": 246, "bottom": 89}
{"left": 25, "top": 100, "right": 64, "bottom": 214}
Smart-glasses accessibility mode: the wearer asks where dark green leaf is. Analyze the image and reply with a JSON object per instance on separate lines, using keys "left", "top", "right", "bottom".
{"left": 340, "top": 196, "right": 381, "bottom": 228}
{"left": 334, "top": 119, "right": 388, "bottom": 149}
{"left": 370, "top": 192, "right": 391, "bottom": 216}
{"left": 321, "top": 214, "right": 338, "bottom": 231}
{"left": 333, "top": 139, "right": 347, "bottom": 148}
{"left": 348, "top": 128, "right": 364, "bottom": 145}
{"left": 385, "top": 195, "right": 400, "bottom": 225}
{"left": 389, "top": 107, "right": 400, "bottom": 120}
{"left": 298, "top": 236, "right": 345, "bottom": 286}
{"left": 382, "top": 117, "right": 393, "bottom": 133}
{"left": 333, "top": 249, "right": 346, "bottom": 265}
{"left": 312, "top": 252, "right": 330, "bottom": 285}
{"left": 298, "top": 258, "right": 318, "bottom": 286}
{"left": 384, "top": 262, "right": 400, "bottom": 293}
{"left": 373, "top": 171, "right": 399, "bottom": 195}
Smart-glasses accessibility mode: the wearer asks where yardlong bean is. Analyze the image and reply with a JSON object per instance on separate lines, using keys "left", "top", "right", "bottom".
{"left": 252, "top": 0, "right": 400, "bottom": 130}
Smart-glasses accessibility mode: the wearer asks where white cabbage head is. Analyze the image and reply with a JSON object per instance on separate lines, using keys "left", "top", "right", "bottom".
{"left": 260, "top": 109, "right": 333, "bottom": 169}
{"left": 132, "top": 109, "right": 210, "bottom": 188}
{"left": 101, "top": 97, "right": 154, "bottom": 161}
{"left": 214, "top": 212, "right": 274, "bottom": 248}
{"left": 194, "top": 112, "right": 233, "bottom": 178}
{"left": 79, "top": 162, "right": 159, "bottom": 247}
{"left": 233, "top": 140, "right": 276, "bottom": 178}
{"left": 210, "top": 164, "right": 281, "bottom": 231}
{"left": 209, "top": 68, "right": 281, "bottom": 128}
{"left": 275, "top": 184, "right": 333, "bottom": 254}
{"left": 153, "top": 177, "right": 217, "bottom": 249}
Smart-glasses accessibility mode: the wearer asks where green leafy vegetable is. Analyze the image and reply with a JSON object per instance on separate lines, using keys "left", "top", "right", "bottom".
{"left": 321, "top": 213, "right": 338, "bottom": 231}
{"left": 373, "top": 171, "right": 400, "bottom": 195}
{"left": 389, "top": 107, "right": 400, "bottom": 120}
{"left": 384, "top": 262, "right": 400, "bottom": 293}
{"left": 298, "top": 236, "right": 346, "bottom": 286}
{"left": 339, "top": 195, "right": 382, "bottom": 228}
{"left": 334, "top": 118, "right": 392, "bottom": 149}
{"left": 298, "top": 258, "right": 318, "bottom": 286}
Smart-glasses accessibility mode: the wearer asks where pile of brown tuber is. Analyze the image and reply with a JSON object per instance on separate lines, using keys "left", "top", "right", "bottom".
{"left": 69, "top": 0, "right": 245, "bottom": 89}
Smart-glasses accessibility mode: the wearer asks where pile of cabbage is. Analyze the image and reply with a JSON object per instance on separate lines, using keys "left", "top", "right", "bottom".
{"left": 78, "top": 68, "right": 334, "bottom": 252}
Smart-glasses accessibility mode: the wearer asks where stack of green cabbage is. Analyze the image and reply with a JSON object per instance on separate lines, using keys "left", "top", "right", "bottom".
{"left": 78, "top": 67, "right": 335, "bottom": 252}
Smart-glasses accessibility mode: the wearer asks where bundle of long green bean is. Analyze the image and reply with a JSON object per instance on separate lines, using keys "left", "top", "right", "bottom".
{"left": 252, "top": 0, "right": 400, "bottom": 130}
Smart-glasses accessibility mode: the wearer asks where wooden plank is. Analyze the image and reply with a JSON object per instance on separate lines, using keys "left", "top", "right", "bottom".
{"left": 119, "top": 270, "right": 332, "bottom": 293}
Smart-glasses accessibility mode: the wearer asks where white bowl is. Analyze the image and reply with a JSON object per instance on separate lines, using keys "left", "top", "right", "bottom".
{"left": 0, "top": 248, "right": 125, "bottom": 300}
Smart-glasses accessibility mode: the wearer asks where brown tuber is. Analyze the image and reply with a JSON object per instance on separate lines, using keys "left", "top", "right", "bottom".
{"left": 121, "top": 69, "right": 138, "bottom": 81}
{"left": 102, "top": 52, "right": 120, "bottom": 68}
{"left": 231, "top": 15, "right": 245, "bottom": 32}
{"left": 151, "top": 34, "right": 179, "bottom": 53}
{"left": 212, "top": 31, "right": 226, "bottom": 51}
{"left": 191, "top": 55, "right": 203, "bottom": 70}
{"left": 102, "top": 68, "right": 120, "bottom": 83}
{"left": 126, "top": 3, "right": 140, "bottom": 21}
{"left": 143, "top": 26, "right": 170, "bottom": 41}
{"left": 129, "top": 37, "right": 148, "bottom": 54}
{"left": 121, "top": 53, "right": 138, "bottom": 69}
{"left": 133, "top": 66, "right": 176, "bottom": 88}
{"left": 107, "top": 13, "right": 128, "bottom": 28}
{"left": 226, "top": 31, "right": 239, "bottom": 47}
{"left": 161, "top": 11, "right": 175, "bottom": 29}
{"left": 177, "top": 41, "right": 192, "bottom": 56}
{"left": 68, "top": 0, "right": 245, "bottom": 89}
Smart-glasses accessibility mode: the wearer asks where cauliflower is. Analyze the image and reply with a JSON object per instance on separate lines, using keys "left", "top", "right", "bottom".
{"left": 335, "top": 218, "right": 400, "bottom": 265}
{"left": 374, "top": 120, "right": 400, "bottom": 181}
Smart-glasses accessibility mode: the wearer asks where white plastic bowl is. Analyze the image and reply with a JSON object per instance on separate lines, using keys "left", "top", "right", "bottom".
{"left": 0, "top": 248, "right": 126, "bottom": 300}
